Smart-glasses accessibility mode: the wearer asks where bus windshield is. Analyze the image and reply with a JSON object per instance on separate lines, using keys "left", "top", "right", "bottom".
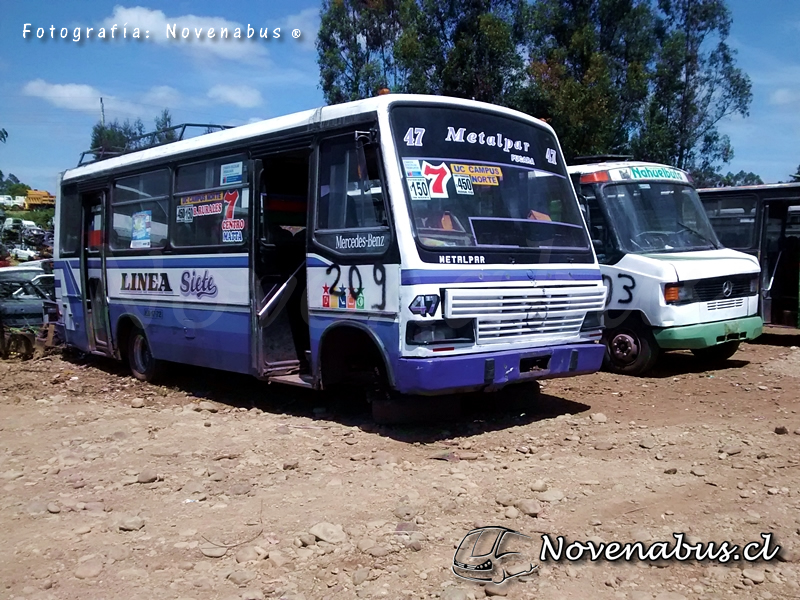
{"left": 391, "top": 106, "right": 589, "bottom": 253}
{"left": 600, "top": 182, "right": 721, "bottom": 253}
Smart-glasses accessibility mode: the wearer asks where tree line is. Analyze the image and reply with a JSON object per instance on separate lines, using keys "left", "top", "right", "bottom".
{"left": 89, "top": 109, "right": 177, "bottom": 160}
{"left": 316, "top": 0, "right": 766, "bottom": 186}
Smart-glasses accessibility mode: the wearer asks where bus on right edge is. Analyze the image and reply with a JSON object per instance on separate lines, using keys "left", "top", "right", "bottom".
{"left": 568, "top": 158, "right": 763, "bottom": 375}
{"left": 698, "top": 182, "right": 800, "bottom": 330}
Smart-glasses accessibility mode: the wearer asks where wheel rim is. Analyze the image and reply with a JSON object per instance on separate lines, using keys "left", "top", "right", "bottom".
{"left": 609, "top": 331, "right": 640, "bottom": 366}
{"left": 132, "top": 335, "right": 152, "bottom": 374}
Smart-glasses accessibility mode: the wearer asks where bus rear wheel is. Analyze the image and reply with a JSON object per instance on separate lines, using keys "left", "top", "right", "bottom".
{"left": 691, "top": 341, "right": 740, "bottom": 364}
{"left": 128, "top": 327, "right": 164, "bottom": 382}
{"left": 603, "top": 324, "right": 660, "bottom": 376}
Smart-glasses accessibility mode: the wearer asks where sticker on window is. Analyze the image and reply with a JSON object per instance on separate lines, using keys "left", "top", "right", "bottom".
{"left": 454, "top": 175, "right": 474, "bottom": 195}
{"left": 176, "top": 206, "right": 194, "bottom": 223}
{"left": 222, "top": 218, "right": 245, "bottom": 243}
{"left": 130, "top": 210, "right": 152, "bottom": 249}
{"left": 180, "top": 191, "right": 224, "bottom": 205}
{"left": 223, "top": 189, "right": 239, "bottom": 219}
{"left": 220, "top": 162, "right": 243, "bottom": 186}
{"left": 422, "top": 161, "right": 451, "bottom": 198}
{"left": 191, "top": 202, "right": 223, "bottom": 217}
{"left": 403, "top": 159, "right": 423, "bottom": 178}
{"left": 407, "top": 177, "right": 431, "bottom": 201}
{"left": 450, "top": 164, "right": 502, "bottom": 186}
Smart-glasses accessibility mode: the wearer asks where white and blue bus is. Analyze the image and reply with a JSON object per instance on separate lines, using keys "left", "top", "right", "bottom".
{"left": 54, "top": 94, "right": 607, "bottom": 419}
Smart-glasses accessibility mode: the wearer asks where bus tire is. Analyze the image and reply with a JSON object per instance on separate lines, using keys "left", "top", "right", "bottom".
{"left": 603, "top": 323, "right": 660, "bottom": 376}
{"left": 128, "top": 327, "right": 164, "bottom": 382}
{"left": 691, "top": 341, "right": 740, "bottom": 364}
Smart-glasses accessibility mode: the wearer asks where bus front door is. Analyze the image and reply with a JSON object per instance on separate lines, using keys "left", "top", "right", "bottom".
{"left": 761, "top": 202, "right": 800, "bottom": 327}
{"left": 80, "top": 193, "right": 113, "bottom": 353}
{"left": 251, "top": 152, "right": 312, "bottom": 382}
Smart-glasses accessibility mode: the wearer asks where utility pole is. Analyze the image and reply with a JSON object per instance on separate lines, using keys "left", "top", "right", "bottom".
{"left": 100, "top": 97, "right": 105, "bottom": 127}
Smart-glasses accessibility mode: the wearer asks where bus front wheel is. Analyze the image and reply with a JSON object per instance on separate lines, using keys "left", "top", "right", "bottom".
{"left": 128, "top": 327, "right": 164, "bottom": 382}
{"left": 603, "top": 324, "right": 659, "bottom": 376}
{"left": 691, "top": 341, "right": 740, "bottom": 364}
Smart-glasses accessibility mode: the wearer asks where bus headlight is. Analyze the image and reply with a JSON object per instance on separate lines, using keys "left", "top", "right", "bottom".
{"left": 664, "top": 282, "right": 694, "bottom": 304}
{"left": 406, "top": 319, "right": 475, "bottom": 346}
{"left": 750, "top": 276, "right": 758, "bottom": 294}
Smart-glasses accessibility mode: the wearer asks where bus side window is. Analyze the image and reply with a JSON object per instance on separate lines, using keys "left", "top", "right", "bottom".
{"left": 110, "top": 170, "right": 170, "bottom": 251}
{"left": 581, "top": 185, "right": 613, "bottom": 263}
{"left": 59, "top": 184, "right": 81, "bottom": 256}
{"left": 172, "top": 156, "right": 248, "bottom": 248}
{"left": 316, "top": 136, "right": 387, "bottom": 232}
{"left": 705, "top": 194, "right": 757, "bottom": 249}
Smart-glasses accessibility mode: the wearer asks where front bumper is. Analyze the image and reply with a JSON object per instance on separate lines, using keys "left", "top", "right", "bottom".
{"left": 393, "top": 342, "right": 605, "bottom": 395}
{"left": 652, "top": 316, "right": 763, "bottom": 350}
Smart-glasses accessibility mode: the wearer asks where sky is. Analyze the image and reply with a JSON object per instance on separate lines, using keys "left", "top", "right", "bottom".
{"left": 0, "top": 1, "right": 798, "bottom": 193}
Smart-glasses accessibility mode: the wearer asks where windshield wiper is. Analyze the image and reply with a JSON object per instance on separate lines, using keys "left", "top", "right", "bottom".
{"left": 676, "top": 221, "right": 717, "bottom": 248}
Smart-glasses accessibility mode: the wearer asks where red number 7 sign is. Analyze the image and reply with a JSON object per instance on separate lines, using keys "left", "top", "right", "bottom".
{"left": 422, "top": 162, "right": 451, "bottom": 198}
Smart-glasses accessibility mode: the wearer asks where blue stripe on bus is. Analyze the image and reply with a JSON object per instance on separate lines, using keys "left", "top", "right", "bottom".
{"left": 400, "top": 269, "right": 602, "bottom": 285}
{"left": 107, "top": 302, "right": 252, "bottom": 375}
{"left": 105, "top": 255, "right": 249, "bottom": 269}
{"left": 59, "top": 264, "right": 80, "bottom": 297}
{"left": 306, "top": 256, "right": 331, "bottom": 268}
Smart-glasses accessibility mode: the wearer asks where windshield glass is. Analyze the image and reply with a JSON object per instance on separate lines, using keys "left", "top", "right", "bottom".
{"left": 600, "top": 182, "right": 720, "bottom": 253}
{"left": 391, "top": 106, "right": 589, "bottom": 254}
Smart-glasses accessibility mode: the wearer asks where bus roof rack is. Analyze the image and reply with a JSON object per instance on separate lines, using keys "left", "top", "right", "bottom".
{"left": 77, "top": 123, "right": 234, "bottom": 167}
{"left": 571, "top": 154, "right": 634, "bottom": 165}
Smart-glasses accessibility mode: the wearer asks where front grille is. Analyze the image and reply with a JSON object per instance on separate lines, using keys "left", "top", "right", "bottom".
{"left": 707, "top": 298, "right": 745, "bottom": 311}
{"left": 692, "top": 275, "right": 754, "bottom": 302}
{"left": 443, "top": 284, "right": 606, "bottom": 345}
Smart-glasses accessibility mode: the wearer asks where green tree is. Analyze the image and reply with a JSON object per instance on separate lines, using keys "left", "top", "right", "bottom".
{"left": 317, "top": 0, "right": 403, "bottom": 104}
{"left": 317, "top": 0, "right": 527, "bottom": 106}
{"left": 791, "top": 164, "right": 800, "bottom": 183}
{"left": 0, "top": 172, "right": 27, "bottom": 196}
{"left": 89, "top": 109, "right": 176, "bottom": 160}
{"left": 90, "top": 118, "right": 145, "bottom": 159}
{"left": 7, "top": 182, "right": 32, "bottom": 197}
{"left": 694, "top": 168, "right": 762, "bottom": 188}
{"left": 520, "top": 0, "right": 655, "bottom": 160}
{"left": 0, "top": 128, "right": 7, "bottom": 143}
{"left": 631, "top": 0, "right": 751, "bottom": 180}
{"left": 153, "top": 109, "right": 177, "bottom": 145}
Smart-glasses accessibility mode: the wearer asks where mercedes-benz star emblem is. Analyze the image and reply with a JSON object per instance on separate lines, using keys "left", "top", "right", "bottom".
{"left": 722, "top": 280, "right": 734, "bottom": 298}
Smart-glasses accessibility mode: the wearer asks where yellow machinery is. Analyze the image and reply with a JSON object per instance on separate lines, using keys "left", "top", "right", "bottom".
{"left": 24, "top": 190, "right": 56, "bottom": 210}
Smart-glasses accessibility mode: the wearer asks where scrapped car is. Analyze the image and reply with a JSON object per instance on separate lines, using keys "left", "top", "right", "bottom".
{"left": 0, "top": 279, "right": 47, "bottom": 328}
{"left": 0, "top": 279, "right": 48, "bottom": 358}
{"left": 0, "top": 265, "right": 46, "bottom": 282}
{"left": 9, "top": 245, "right": 39, "bottom": 261}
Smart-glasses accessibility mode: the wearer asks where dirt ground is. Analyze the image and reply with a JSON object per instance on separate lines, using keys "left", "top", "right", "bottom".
{"left": 2, "top": 332, "right": 800, "bottom": 600}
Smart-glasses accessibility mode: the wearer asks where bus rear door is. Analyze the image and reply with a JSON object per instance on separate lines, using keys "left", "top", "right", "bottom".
{"left": 80, "top": 192, "right": 113, "bottom": 354}
{"left": 761, "top": 202, "right": 800, "bottom": 327}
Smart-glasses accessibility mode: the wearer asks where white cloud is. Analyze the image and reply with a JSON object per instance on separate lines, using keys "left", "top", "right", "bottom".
{"left": 285, "top": 7, "right": 320, "bottom": 51}
{"left": 22, "top": 79, "right": 142, "bottom": 116}
{"left": 141, "top": 85, "right": 183, "bottom": 109}
{"left": 22, "top": 80, "right": 189, "bottom": 120}
{"left": 207, "top": 85, "right": 263, "bottom": 108}
{"left": 100, "top": 6, "right": 269, "bottom": 62}
{"left": 770, "top": 88, "right": 800, "bottom": 106}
